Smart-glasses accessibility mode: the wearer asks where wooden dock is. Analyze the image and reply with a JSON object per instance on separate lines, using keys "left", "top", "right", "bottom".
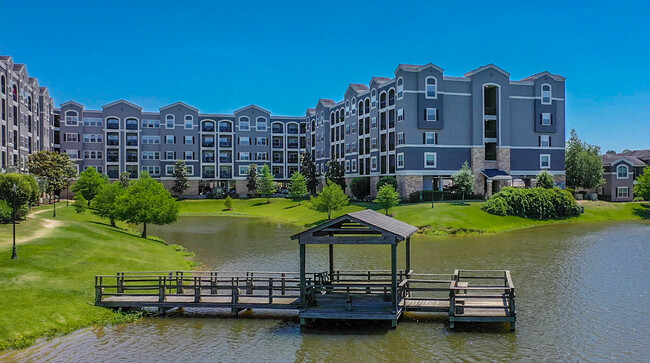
{"left": 95, "top": 269, "right": 516, "bottom": 330}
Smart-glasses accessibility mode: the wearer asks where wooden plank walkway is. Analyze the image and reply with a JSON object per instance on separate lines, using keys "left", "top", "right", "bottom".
{"left": 94, "top": 269, "right": 515, "bottom": 330}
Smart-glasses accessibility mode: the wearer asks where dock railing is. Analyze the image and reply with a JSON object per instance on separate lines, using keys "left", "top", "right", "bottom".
{"left": 448, "top": 270, "right": 516, "bottom": 321}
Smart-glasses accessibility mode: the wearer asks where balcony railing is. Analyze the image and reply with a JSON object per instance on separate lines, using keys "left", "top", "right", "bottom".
{"left": 219, "top": 126, "right": 232, "bottom": 133}
{"left": 220, "top": 172, "right": 232, "bottom": 179}
{"left": 287, "top": 158, "right": 299, "bottom": 164}
{"left": 202, "top": 172, "right": 215, "bottom": 178}
{"left": 203, "top": 157, "right": 215, "bottom": 163}
{"left": 287, "top": 143, "right": 299, "bottom": 149}
{"left": 202, "top": 141, "right": 215, "bottom": 147}
{"left": 219, "top": 156, "right": 232, "bottom": 163}
{"left": 107, "top": 140, "right": 119, "bottom": 146}
{"left": 219, "top": 141, "right": 232, "bottom": 148}
{"left": 107, "top": 157, "right": 119, "bottom": 162}
{"left": 272, "top": 142, "right": 283, "bottom": 148}
{"left": 126, "top": 157, "right": 138, "bottom": 163}
{"left": 202, "top": 125, "right": 215, "bottom": 132}
{"left": 107, "top": 172, "right": 119, "bottom": 179}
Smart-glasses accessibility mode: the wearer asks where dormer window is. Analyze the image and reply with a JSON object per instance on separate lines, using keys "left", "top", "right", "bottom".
{"left": 617, "top": 164, "right": 629, "bottom": 179}
{"left": 541, "top": 84, "right": 552, "bottom": 105}
{"left": 397, "top": 78, "right": 404, "bottom": 99}
{"left": 425, "top": 77, "right": 437, "bottom": 99}
{"left": 239, "top": 116, "right": 250, "bottom": 131}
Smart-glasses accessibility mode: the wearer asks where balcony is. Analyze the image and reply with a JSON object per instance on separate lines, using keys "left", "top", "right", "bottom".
{"left": 203, "top": 156, "right": 215, "bottom": 163}
{"left": 202, "top": 171, "right": 215, "bottom": 178}
{"left": 219, "top": 140, "right": 232, "bottom": 148}
{"left": 202, "top": 141, "right": 215, "bottom": 148}
{"left": 220, "top": 171, "right": 232, "bottom": 179}
{"left": 107, "top": 139, "right": 119, "bottom": 146}
{"left": 126, "top": 141, "right": 138, "bottom": 147}
{"left": 287, "top": 158, "right": 299, "bottom": 164}
{"left": 107, "top": 171, "right": 119, "bottom": 179}
{"left": 287, "top": 126, "right": 299, "bottom": 135}
{"left": 126, "top": 156, "right": 138, "bottom": 163}
{"left": 202, "top": 124, "right": 215, "bottom": 132}
{"left": 272, "top": 141, "right": 283, "bottom": 148}
{"left": 219, "top": 156, "right": 232, "bottom": 163}
{"left": 219, "top": 125, "right": 233, "bottom": 133}
{"left": 287, "top": 142, "right": 299, "bottom": 149}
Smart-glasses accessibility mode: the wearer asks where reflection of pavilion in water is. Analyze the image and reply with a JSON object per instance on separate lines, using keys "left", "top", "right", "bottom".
{"left": 95, "top": 210, "right": 516, "bottom": 330}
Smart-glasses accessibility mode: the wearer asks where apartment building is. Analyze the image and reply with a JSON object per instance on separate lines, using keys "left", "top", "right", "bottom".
{"left": 58, "top": 100, "right": 306, "bottom": 194}
{"left": 305, "top": 63, "right": 566, "bottom": 197}
{"left": 0, "top": 56, "right": 55, "bottom": 171}
{"left": 596, "top": 150, "right": 649, "bottom": 202}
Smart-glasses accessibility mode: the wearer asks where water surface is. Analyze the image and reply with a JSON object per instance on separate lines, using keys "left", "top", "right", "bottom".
{"left": 3, "top": 217, "right": 649, "bottom": 362}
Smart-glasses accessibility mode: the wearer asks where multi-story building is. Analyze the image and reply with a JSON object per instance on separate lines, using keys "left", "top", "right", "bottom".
{"left": 0, "top": 56, "right": 55, "bottom": 171}
{"left": 58, "top": 100, "right": 306, "bottom": 194}
{"left": 305, "top": 63, "right": 566, "bottom": 197}
{"left": 595, "top": 150, "right": 649, "bottom": 202}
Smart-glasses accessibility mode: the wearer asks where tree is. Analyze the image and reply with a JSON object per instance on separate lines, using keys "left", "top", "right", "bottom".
{"left": 73, "top": 194, "right": 87, "bottom": 213}
{"left": 224, "top": 195, "right": 233, "bottom": 210}
{"left": 535, "top": 170, "right": 555, "bottom": 189}
{"left": 171, "top": 160, "right": 190, "bottom": 198}
{"left": 116, "top": 172, "right": 179, "bottom": 238}
{"left": 71, "top": 167, "right": 108, "bottom": 206}
{"left": 350, "top": 177, "right": 370, "bottom": 201}
{"left": 566, "top": 130, "right": 604, "bottom": 190}
{"left": 376, "top": 176, "right": 398, "bottom": 191}
{"left": 288, "top": 171, "right": 309, "bottom": 204}
{"left": 246, "top": 164, "right": 259, "bottom": 195}
{"left": 258, "top": 165, "right": 277, "bottom": 203}
{"left": 325, "top": 159, "right": 346, "bottom": 191}
{"left": 93, "top": 182, "right": 124, "bottom": 227}
{"left": 634, "top": 166, "right": 650, "bottom": 201}
{"left": 300, "top": 152, "right": 318, "bottom": 195}
{"left": 605, "top": 150, "right": 617, "bottom": 154}
{"left": 374, "top": 184, "right": 400, "bottom": 216}
{"left": 453, "top": 161, "right": 475, "bottom": 200}
{"left": 26, "top": 151, "right": 77, "bottom": 217}
{"left": 309, "top": 180, "right": 349, "bottom": 220}
{"left": 119, "top": 171, "right": 131, "bottom": 188}
{"left": 0, "top": 173, "right": 39, "bottom": 220}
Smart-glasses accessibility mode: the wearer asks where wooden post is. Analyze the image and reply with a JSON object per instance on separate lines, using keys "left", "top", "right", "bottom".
{"left": 194, "top": 276, "right": 200, "bottom": 303}
{"left": 117, "top": 272, "right": 124, "bottom": 294}
{"left": 391, "top": 243, "right": 398, "bottom": 314}
{"left": 177, "top": 271, "right": 183, "bottom": 294}
{"left": 328, "top": 244, "right": 334, "bottom": 278}
{"left": 405, "top": 237, "right": 411, "bottom": 279}
{"left": 210, "top": 272, "right": 217, "bottom": 294}
{"left": 159, "top": 276, "right": 166, "bottom": 302}
{"left": 299, "top": 242, "right": 306, "bottom": 311}
{"left": 95, "top": 276, "right": 102, "bottom": 303}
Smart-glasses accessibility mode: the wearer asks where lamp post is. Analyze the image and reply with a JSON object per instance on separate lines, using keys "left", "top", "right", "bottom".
{"left": 11, "top": 183, "right": 17, "bottom": 260}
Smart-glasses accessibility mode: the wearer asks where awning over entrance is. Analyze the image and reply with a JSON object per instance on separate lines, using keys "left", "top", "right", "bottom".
{"left": 481, "top": 169, "right": 512, "bottom": 180}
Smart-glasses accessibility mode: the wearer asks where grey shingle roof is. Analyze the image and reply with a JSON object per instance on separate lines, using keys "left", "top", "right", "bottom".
{"left": 602, "top": 154, "right": 646, "bottom": 167}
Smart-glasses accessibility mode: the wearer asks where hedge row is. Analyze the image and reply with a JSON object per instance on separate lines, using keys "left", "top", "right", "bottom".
{"left": 408, "top": 190, "right": 479, "bottom": 203}
{"left": 482, "top": 187, "right": 581, "bottom": 219}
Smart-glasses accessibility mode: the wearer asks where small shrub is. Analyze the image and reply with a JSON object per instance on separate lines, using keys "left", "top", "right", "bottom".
{"left": 350, "top": 177, "right": 370, "bottom": 201}
{"left": 376, "top": 176, "right": 398, "bottom": 191}
{"left": 408, "top": 191, "right": 421, "bottom": 203}
{"left": 73, "top": 194, "right": 87, "bottom": 214}
{"left": 535, "top": 171, "right": 555, "bottom": 189}
{"left": 224, "top": 195, "right": 233, "bottom": 210}
{"left": 633, "top": 196, "right": 644, "bottom": 202}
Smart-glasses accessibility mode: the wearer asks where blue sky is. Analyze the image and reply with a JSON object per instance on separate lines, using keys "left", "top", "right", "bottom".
{"left": 1, "top": 1, "right": 648, "bottom": 152}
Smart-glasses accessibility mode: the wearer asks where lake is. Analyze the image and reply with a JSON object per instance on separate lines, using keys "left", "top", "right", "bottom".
{"left": 3, "top": 217, "right": 649, "bottom": 362}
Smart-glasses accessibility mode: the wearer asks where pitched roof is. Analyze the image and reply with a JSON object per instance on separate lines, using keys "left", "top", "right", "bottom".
{"left": 519, "top": 71, "right": 566, "bottom": 82}
{"left": 618, "top": 149, "right": 650, "bottom": 160}
{"left": 318, "top": 99, "right": 336, "bottom": 107}
{"left": 601, "top": 154, "right": 646, "bottom": 167}
{"left": 160, "top": 101, "right": 199, "bottom": 113}
{"left": 348, "top": 83, "right": 369, "bottom": 93}
{"left": 464, "top": 63, "right": 510, "bottom": 78}
{"left": 102, "top": 99, "right": 143, "bottom": 111}
{"left": 233, "top": 104, "right": 270, "bottom": 114}
{"left": 291, "top": 209, "right": 418, "bottom": 243}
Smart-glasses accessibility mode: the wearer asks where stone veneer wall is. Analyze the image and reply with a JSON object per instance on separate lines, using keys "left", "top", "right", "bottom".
{"left": 396, "top": 175, "right": 422, "bottom": 198}
{"left": 161, "top": 179, "right": 200, "bottom": 196}
{"left": 369, "top": 176, "right": 380, "bottom": 197}
{"left": 471, "top": 147, "right": 486, "bottom": 196}
{"left": 497, "top": 148, "right": 511, "bottom": 173}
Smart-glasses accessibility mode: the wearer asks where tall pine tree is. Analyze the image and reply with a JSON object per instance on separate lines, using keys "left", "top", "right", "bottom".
{"left": 300, "top": 152, "right": 318, "bottom": 195}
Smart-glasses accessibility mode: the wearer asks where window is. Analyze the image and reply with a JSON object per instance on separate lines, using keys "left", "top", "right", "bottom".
{"left": 351, "top": 159, "right": 357, "bottom": 172}
{"left": 65, "top": 149, "right": 79, "bottom": 159}
{"left": 239, "top": 137, "right": 250, "bottom": 146}
{"left": 345, "top": 160, "right": 350, "bottom": 172}
{"left": 426, "top": 108, "right": 437, "bottom": 122}
{"left": 185, "top": 165, "right": 194, "bottom": 175}
{"left": 0, "top": 75, "right": 4, "bottom": 94}
{"left": 352, "top": 142, "right": 357, "bottom": 152}
{"left": 351, "top": 123, "right": 356, "bottom": 134}
{"left": 184, "top": 115, "right": 194, "bottom": 129}
{"left": 388, "top": 89, "right": 395, "bottom": 106}
{"left": 256, "top": 152, "right": 267, "bottom": 161}
{"left": 424, "top": 152, "right": 437, "bottom": 168}
{"left": 166, "top": 165, "right": 174, "bottom": 176}
{"left": 106, "top": 118, "right": 119, "bottom": 129}
{"left": 125, "top": 118, "right": 138, "bottom": 130}
{"left": 142, "top": 136, "right": 160, "bottom": 144}
{"left": 239, "top": 165, "right": 250, "bottom": 175}
{"left": 142, "top": 119, "right": 160, "bottom": 128}
{"left": 65, "top": 111, "right": 79, "bottom": 126}
{"left": 541, "top": 113, "right": 552, "bottom": 126}
{"left": 165, "top": 114, "right": 174, "bottom": 129}
{"left": 83, "top": 117, "right": 104, "bottom": 127}
{"left": 425, "top": 77, "right": 437, "bottom": 99}
{"left": 165, "top": 151, "right": 176, "bottom": 160}
{"left": 351, "top": 98, "right": 357, "bottom": 115}
{"left": 397, "top": 78, "right": 404, "bottom": 99}
{"left": 184, "top": 135, "right": 194, "bottom": 144}
{"left": 540, "top": 154, "right": 551, "bottom": 169}
{"left": 371, "top": 89, "right": 377, "bottom": 108}
{"left": 397, "top": 153, "right": 404, "bottom": 168}
{"left": 539, "top": 135, "right": 551, "bottom": 147}
{"left": 541, "top": 84, "right": 552, "bottom": 105}
{"left": 83, "top": 134, "right": 103, "bottom": 143}
{"left": 142, "top": 151, "right": 160, "bottom": 160}
{"left": 256, "top": 137, "right": 267, "bottom": 146}
{"left": 617, "top": 164, "right": 629, "bottom": 179}
{"left": 83, "top": 151, "right": 103, "bottom": 159}
{"left": 397, "top": 132, "right": 404, "bottom": 145}
{"left": 617, "top": 187, "right": 629, "bottom": 198}
{"left": 358, "top": 101, "right": 364, "bottom": 116}
{"left": 371, "top": 137, "right": 377, "bottom": 149}
{"left": 65, "top": 133, "right": 79, "bottom": 142}
{"left": 397, "top": 109, "right": 404, "bottom": 122}
{"left": 371, "top": 156, "right": 378, "bottom": 171}
{"left": 184, "top": 151, "right": 194, "bottom": 160}
{"left": 142, "top": 166, "right": 160, "bottom": 176}
{"left": 380, "top": 92, "right": 387, "bottom": 109}
{"left": 239, "top": 116, "right": 250, "bottom": 131}
{"left": 239, "top": 152, "right": 251, "bottom": 161}
{"left": 345, "top": 100, "right": 350, "bottom": 115}
{"left": 256, "top": 117, "right": 267, "bottom": 131}
{"left": 424, "top": 132, "right": 437, "bottom": 145}
{"left": 165, "top": 135, "right": 175, "bottom": 144}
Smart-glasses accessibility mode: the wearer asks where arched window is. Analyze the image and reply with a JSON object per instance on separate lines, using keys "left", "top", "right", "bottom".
{"left": 27, "top": 96, "right": 32, "bottom": 111}
{"left": 165, "top": 114, "right": 175, "bottom": 128}
{"left": 351, "top": 98, "right": 356, "bottom": 115}
{"left": 425, "top": 77, "right": 437, "bottom": 99}
{"left": 330, "top": 112, "right": 335, "bottom": 123}
{"left": 184, "top": 115, "right": 194, "bottom": 129}
{"left": 202, "top": 120, "right": 215, "bottom": 132}
{"left": 335, "top": 110, "right": 340, "bottom": 124}
{"left": 345, "top": 100, "right": 350, "bottom": 114}
{"left": 358, "top": 100, "right": 364, "bottom": 116}
{"left": 256, "top": 117, "right": 267, "bottom": 131}
{"left": 12, "top": 85, "right": 17, "bottom": 101}
{"left": 371, "top": 89, "right": 377, "bottom": 108}
{"left": 617, "top": 164, "right": 629, "bottom": 179}
{"left": 311, "top": 120, "right": 315, "bottom": 130}
{"left": 272, "top": 122, "right": 284, "bottom": 133}
{"left": 364, "top": 99, "right": 370, "bottom": 114}
{"left": 388, "top": 89, "right": 395, "bottom": 106}
{"left": 238, "top": 116, "right": 250, "bottom": 131}
{"left": 380, "top": 92, "right": 387, "bottom": 109}
{"left": 125, "top": 118, "right": 138, "bottom": 130}
{"left": 65, "top": 110, "right": 79, "bottom": 126}
{"left": 541, "top": 84, "right": 552, "bottom": 104}
{"left": 1, "top": 75, "right": 5, "bottom": 94}
{"left": 219, "top": 120, "right": 233, "bottom": 132}
{"left": 397, "top": 77, "right": 404, "bottom": 99}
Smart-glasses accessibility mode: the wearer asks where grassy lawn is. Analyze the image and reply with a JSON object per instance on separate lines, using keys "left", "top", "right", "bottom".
{"left": 179, "top": 198, "right": 650, "bottom": 235}
{"left": 0, "top": 204, "right": 191, "bottom": 351}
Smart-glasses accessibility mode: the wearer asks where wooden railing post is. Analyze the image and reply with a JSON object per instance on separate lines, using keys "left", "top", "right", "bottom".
{"left": 159, "top": 276, "right": 166, "bottom": 302}
{"left": 194, "top": 276, "right": 201, "bottom": 303}
{"left": 177, "top": 271, "right": 184, "bottom": 294}
{"left": 95, "top": 276, "right": 102, "bottom": 303}
{"left": 117, "top": 272, "right": 124, "bottom": 294}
